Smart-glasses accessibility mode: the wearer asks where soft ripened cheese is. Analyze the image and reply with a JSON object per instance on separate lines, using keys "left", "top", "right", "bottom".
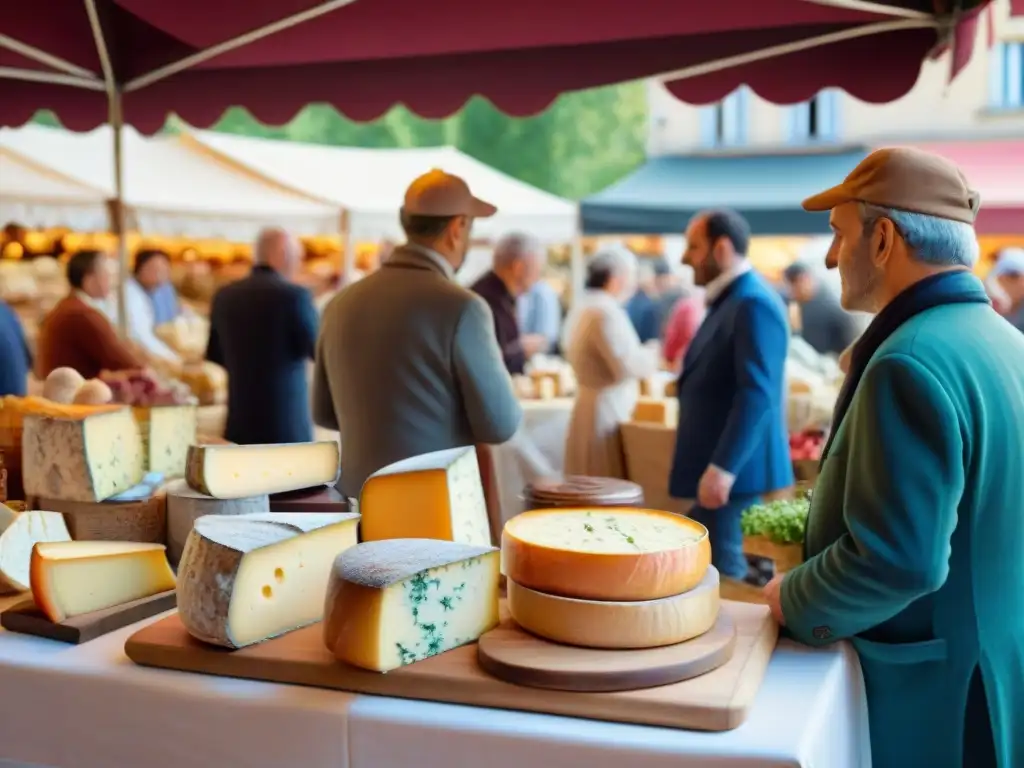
{"left": 30, "top": 541, "right": 176, "bottom": 623}
{"left": 22, "top": 408, "right": 145, "bottom": 502}
{"left": 133, "top": 405, "right": 197, "bottom": 477}
{"left": 177, "top": 512, "right": 359, "bottom": 648}
{"left": 164, "top": 479, "right": 269, "bottom": 565}
{"left": 507, "top": 566, "right": 721, "bottom": 649}
{"left": 502, "top": 507, "right": 710, "bottom": 601}
{"left": 185, "top": 441, "right": 340, "bottom": 499}
{"left": 360, "top": 447, "right": 491, "bottom": 546}
{"left": 631, "top": 397, "right": 679, "bottom": 426}
{"left": 0, "top": 506, "right": 71, "bottom": 593}
{"left": 324, "top": 539, "right": 500, "bottom": 672}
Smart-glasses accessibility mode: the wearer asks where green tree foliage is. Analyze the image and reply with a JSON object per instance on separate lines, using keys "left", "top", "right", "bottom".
{"left": 33, "top": 83, "right": 648, "bottom": 200}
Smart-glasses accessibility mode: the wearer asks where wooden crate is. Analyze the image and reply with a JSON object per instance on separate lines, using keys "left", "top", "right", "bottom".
{"left": 744, "top": 535, "right": 803, "bottom": 573}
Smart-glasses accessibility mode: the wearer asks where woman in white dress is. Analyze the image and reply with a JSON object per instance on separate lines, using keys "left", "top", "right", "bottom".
{"left": 562, "top": 245, "right": 658, "bottom": 478}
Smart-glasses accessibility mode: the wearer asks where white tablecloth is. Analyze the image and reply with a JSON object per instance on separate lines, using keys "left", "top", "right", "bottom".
{"left": 491, "top": 398, "right": 574, "bottom": 526}
{"left": 0, "top": 596, "right": 870, "bottom": 768}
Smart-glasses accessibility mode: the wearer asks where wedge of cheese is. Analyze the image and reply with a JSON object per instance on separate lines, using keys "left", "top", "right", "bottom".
{"left": 508, "top": 566, "right": 720, "bottom": 649}
{"left": 325, "top": 539, "right": 500, "bottom": 672}
{"left": 30, "top": 541, "right": 176, "bottom": 623}
{"left": 22, "top": 407, "right": 145, "bottom": 502}
{"left": 631, "top": 397, "right": 679, "bottom": 426}
{"left": 133, "top": 405, "right": 197, "bottom": 477}
{"left": 177, "top": 512, "right": 359, "bottom": 648}
{"left": 502, "top": 507, "right": 710, "bottom": 601}
{"left": 0, "top": 506, "right": 71, "bottom": 593}
{"left": 360, "top": 447, "right": 491, "bottom": 546}
{"left": 185, "top": 441, "right": 340, "bottom": 499}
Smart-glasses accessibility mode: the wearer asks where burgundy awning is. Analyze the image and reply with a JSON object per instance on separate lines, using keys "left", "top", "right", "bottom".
{"left": 0, "top": 0, "right": 991, "bottom": 132}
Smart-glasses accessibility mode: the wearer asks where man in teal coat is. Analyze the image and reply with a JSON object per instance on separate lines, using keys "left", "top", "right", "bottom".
{"left": 763, "top": 148, "right": 1023, "bottom": 768}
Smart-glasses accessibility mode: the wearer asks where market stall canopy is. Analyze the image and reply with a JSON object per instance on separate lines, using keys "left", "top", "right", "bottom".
{"left": 182, "top": 130, "right": 578, "bottom": 242}
{"left": 0, "top": 146, "right": 110, "bottom": 231}
{"left": 0, "top": 124, "right": 339, "bottom": 239}
{"left": 0, "top": 1, "right": 990, "bottom": 133}
{"left": 895, "top": 140, "right": 1024, "bottom": 235}
{"left": 580, "top": 150, "right": 868, "bottom": 236}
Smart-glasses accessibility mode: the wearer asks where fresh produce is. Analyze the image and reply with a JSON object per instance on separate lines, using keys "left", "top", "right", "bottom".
{"left": 99, "top": 369, "right": 194, "bottom": 407}
{"left": 789, "top": 429, "right": 825, "bottom": 462}
{"left": 42, "top": 368, "right": 86, "bottom": 404}
{"left": 741, "top": 494, "right": 811, "bottom": 546}
{"left": 72, "top": 379, "right": 114, "bottom": 405}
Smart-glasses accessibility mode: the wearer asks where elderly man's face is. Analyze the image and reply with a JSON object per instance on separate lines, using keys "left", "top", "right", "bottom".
{"left": 828, "top": 202, "right": 884, "bottom": 313}
{"left": 510, "top": 252, "right": 542, "bottom": 296}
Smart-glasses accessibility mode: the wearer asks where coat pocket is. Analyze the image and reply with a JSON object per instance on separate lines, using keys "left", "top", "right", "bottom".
{"left": 851, "top": 637, "right": 960, "bottom": 768}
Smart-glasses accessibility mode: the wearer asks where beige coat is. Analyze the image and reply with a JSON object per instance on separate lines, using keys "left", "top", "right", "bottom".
{"left": 562, "top": 290, "right": 658, "bottom": 478}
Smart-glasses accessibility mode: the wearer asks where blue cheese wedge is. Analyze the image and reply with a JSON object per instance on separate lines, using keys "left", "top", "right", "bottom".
{"left": 324, "top": 539, "right": 500, "bottom": 672}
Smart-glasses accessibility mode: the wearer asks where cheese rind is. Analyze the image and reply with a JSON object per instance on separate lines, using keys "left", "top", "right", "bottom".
{"left": 0, "top": 507, "right": 71, "bottom": 593}
{"left": 22, "top": 409, "right": 145, "bottom": 502}
{"left": 185, "top": 442, "right": 340, "bottom": 499}
{"left": 502, "top": 507, "right": 710, "bottom": 601}
{"left": 360, "top": 447, "right": 491, "bottom": 546}
{"left": 165, "top": 479, "right": 269, "bottom": 565}
{"left": 325, "top": 539, "right": 500, "bottom": 672}
{"left": 508, "top": 566, "right": 720, "bottom": 649}
{"left": 29, "top": 541, "right": 176, "bottom": 622}
{"left": 37, "top": 495, "right": 166, "bottom": 544}
{"left": 177, "top": 512, "right": 359, "bottom": 648}
{"left": 133, "top": 405, "right": 197, "bottom": 477}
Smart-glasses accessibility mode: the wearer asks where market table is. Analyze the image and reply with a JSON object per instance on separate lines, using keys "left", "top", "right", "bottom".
{"left": 0, "top": 598, "right": 870, "bottom": 768}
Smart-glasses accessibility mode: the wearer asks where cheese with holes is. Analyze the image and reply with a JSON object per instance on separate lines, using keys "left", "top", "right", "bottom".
{"left": 325, "top": 539, "right": 500, "bottom": 672}
{"left": 30, "top": 541, "right": 176, "bottom": 622}
{"left": 508, "top": 566, "right": 721, "bottom": 649}
{"left": 631, "top": 397, "right": 679, "bottom": 426}
{"left": 502, "top": 507, "right": 710, "bottom": 601}
{"left": 177, "top": 512, "right": 359, "bottom": 648}
{"left": 0, "top": 506, "right": 70, "bottom": 593}
{"left": 165, "top": 479, "right": 269, "bottom": 565}
{"left": 185, "top": 441, "right": 340, "bottom": 499}
{"left": 133, "top": 405, "right": 197, "bottom": 477}
{"left": 360, "top": 447, "right": 491, "bottom": 546}
{"left": 22, "top": 407, "right": 145, "bottom": 502}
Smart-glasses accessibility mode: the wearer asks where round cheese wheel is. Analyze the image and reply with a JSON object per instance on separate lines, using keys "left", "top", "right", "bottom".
{"left": 524, "top": 476, "right": 643, "bottom": 509}
{"left": 501, "top": 507, "right": 709, "bottom": 601}
{"left": 507, "top": 566, "right": 720, "bottom": 649}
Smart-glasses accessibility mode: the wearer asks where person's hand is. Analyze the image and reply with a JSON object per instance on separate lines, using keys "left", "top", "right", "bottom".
{"left": 697, "top": 465, "right": 733, "bottom": 509}
{"left": 521, "top": 334, "right": 548, "bottom": 357}
{"left": 763, "top": 573, "right": 787, "bottom": 626}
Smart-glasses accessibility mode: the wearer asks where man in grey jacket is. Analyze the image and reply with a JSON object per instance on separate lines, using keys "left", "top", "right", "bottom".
{"left": 313, "top": 169, "right": 523, "bottom": 496}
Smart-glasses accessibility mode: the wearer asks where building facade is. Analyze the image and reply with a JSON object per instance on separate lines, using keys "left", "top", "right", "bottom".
{"left": 646, "top": 0, "right": 1024, "bottom": 156}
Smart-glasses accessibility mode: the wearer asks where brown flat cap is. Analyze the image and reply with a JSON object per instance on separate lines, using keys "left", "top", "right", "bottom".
{"left": 402, "top": 169, "right": 497, "bottom": 219}
{"left": 802, "top": 147, "right": 980, "bottom": 224}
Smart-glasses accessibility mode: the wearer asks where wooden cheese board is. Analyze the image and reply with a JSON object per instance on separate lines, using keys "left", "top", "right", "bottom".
{"left": 125, "top": 600, "right": 778, "bottom": 731}
{"left": 2, "top": 590, "right": 176, "bottom": 644}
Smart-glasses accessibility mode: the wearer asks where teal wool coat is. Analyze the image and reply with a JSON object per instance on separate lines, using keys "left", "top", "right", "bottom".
{"left": 781, "top": 298, "right": 1024, "bottom": 768}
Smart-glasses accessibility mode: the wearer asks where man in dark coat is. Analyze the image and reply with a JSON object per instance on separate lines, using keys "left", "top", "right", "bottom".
{"left": 206, "top": 227, "right": 319, "bottom": 445}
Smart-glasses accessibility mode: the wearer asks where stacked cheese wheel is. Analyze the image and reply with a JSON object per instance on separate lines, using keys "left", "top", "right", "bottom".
{"left": 501, "top": 507, "right": 717, "bottom": 650}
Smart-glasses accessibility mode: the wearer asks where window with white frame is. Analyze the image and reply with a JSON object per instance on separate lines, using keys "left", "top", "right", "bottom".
{"left": 699, "top": 88, "right": 749, "bottom": 149}
{"left": 989, "top": 42, "right": 1024, "bottom": 110}
{"left": 785, "top": 90, "right": 841, "bottom": 144}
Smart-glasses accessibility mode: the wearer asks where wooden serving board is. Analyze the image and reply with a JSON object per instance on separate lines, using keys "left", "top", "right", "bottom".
{"left": 478, "top": 612, "right": 736, "bottom": 692}
{"left": 2, "top": 590, "right": 176, "bottom": 644}
{"left": 125, "top": 600, "right": 778, "bottom": 731}
{"left": 268, "top": 485, "right": 349, "bottom": 512}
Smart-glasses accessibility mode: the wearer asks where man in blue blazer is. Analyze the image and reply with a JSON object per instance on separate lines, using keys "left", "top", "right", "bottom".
{"left": 669, "top": 209, "right": 793, "bottom": 585}
{"left": 206, "top": 227, "right": 319, "bottom": 445}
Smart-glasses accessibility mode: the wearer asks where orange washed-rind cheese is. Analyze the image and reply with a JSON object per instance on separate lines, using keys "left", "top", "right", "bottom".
{"left": 501, "top": 507, "right": 710, "bottom": 602}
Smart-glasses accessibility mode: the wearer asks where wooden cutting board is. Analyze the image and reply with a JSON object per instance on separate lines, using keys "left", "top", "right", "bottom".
{"left": 268, "top": 485, "right": 349, "bottom": 512}
{"left": 477, "top": 612, "right": 736, "bottom": 692}
{"left": 2, "top": 590, "right": 176, "bottom": 644}
{"left": 125, "top": 600, "right": 778, "bottom": 731}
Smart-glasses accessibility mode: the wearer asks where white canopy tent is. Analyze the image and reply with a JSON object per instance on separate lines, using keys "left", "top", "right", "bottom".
{"left": 0, "top": 124, "right": 340, "bottom": 241}
{"left": 0, "top": 145, "right": 110, "bottom": 232}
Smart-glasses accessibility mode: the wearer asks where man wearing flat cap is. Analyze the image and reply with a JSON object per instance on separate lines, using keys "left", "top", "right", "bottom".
{"left": 313, "top": 169, "right": 522, "bottom": 499}
{"left": 763, "top": 147, "right": 1023, "bottom": 767}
